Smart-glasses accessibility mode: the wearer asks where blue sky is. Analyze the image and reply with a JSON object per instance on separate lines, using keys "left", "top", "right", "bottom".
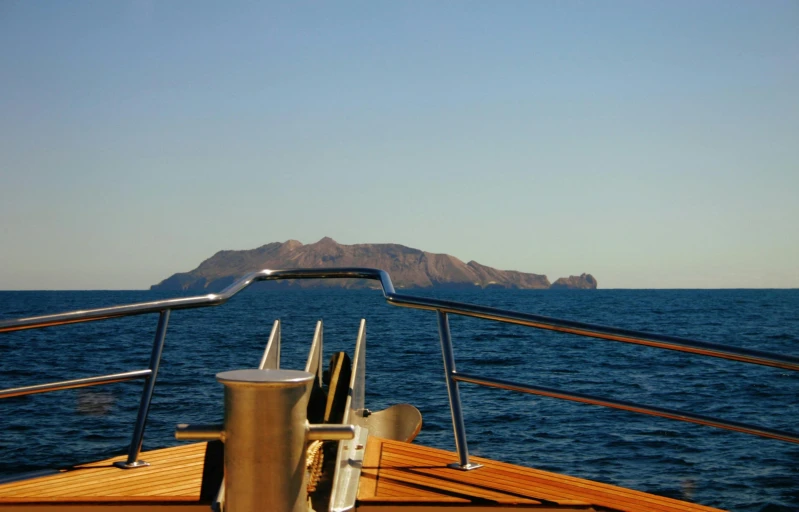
{"left": 1, "top": 1, "right": 797, "bottom": 289}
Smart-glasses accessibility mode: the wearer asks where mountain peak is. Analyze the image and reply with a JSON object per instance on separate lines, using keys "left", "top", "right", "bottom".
{"left": 282, "top": 239, "right": 303, "bottom": 250}
{"left": 313, "top": 236, "right": 338, "bottom": 246}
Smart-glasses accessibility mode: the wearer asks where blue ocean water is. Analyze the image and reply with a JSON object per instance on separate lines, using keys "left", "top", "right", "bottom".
{"left": 1, "top": 288, "right": 797, "bottom": 511}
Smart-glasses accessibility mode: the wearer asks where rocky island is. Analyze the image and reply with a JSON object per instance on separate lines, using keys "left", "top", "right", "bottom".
{"left": 150, "top": 237, "right": 597, "bottom": 291}
{"left": 551, "top": 273, "right": 598, "bottom": 290}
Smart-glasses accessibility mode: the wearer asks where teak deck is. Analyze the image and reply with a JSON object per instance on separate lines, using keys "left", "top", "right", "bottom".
{"left": 0, "top": 438, "right": 726, "bottom": 511}
{"left": 0, "top": 442, "right": 209, "bottom": 511}
{"left": 357, "top": 437, "right": 726, "bottom": 512}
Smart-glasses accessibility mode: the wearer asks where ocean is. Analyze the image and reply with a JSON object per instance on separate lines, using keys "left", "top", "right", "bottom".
{"left": 1, "top": 288, "right": 797, "bottom": 511}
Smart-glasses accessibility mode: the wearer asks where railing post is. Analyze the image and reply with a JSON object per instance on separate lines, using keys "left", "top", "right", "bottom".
{"left": 116, "top": 309, "right": 170, "bottom": 469}
{"left": 436, "top": 310, "right": 481, "bottom": 470}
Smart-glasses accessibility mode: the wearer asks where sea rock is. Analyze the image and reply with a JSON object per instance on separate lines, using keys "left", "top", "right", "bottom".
{"left": 550, "top": 273, "right": 598, "bottom": 290}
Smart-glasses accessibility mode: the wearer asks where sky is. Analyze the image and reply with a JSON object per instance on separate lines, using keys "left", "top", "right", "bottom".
{"left": 1, "top": 1, "right": 797, "bottom": 290}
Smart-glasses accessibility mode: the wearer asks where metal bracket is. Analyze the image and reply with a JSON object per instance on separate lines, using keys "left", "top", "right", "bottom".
{"left": 448, "top": 462, "right": 483, "bottom": 471}
{"left": 113, "top": 460, "right": 150, "bottom": 469}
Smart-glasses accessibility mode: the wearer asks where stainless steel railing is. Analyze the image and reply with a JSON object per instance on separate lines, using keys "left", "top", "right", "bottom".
{"left": 2, "top": 267, "right": 798, "bottom": 471}
{"left": 1, "top": 309, "right": 171, "bottom": 469}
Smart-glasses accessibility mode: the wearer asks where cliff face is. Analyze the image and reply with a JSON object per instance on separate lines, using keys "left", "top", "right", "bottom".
{"left": 150, "top": 237, "right": 557, "bottom": 291}
{"left": 550, "top": 273, "right": 598, "bottom": 290}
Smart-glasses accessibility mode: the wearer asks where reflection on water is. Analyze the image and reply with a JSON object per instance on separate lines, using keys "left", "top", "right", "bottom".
{"left": 681, "top": 479, "right": 696, "bottom": 502}
{"left": 76, "top": 390, "right": 115, "bottom": 416}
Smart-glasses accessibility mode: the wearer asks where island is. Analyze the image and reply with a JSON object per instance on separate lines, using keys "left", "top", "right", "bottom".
{"left": 150, "top": 237, "right": 597, "bottom": 291}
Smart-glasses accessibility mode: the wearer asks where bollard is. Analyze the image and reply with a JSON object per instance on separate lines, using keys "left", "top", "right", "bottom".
{"left": 175, "top": 369, "right": 355, "bottom": 512}
{"left": 217, "top": 369, "right": 313, "bottom": 512}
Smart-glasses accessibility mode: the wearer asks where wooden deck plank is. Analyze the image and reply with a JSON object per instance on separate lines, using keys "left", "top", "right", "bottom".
{"left": 0, "top": 443, "right": 208, "bottom": 504}
{"left": 357, "top": 438, "right": 727, "bottom": 512}
{"left": 0, "top": 444, "right": 207, "bottom": 495}
{"left": 380, "top": 451, "right": 581, "bottom": 501}
{"left": 376, "top": 460, "right": 687, "bottom": 511}
{"left": 1, "top": 436, "right": 728, "bottom": 511}
{"left": 0, "top": 503, "right": 211, "bottom": 512}
{"left": 359, "top": 433, "right": 382, "bottom": 499}
{"left": 357, "top": 505, "right": 592, "bottom": 512}
{"left": 29, "top": 463, "right": 204, "bottom": 498}
{"left": 379, "top": 454, "right": 682, "bottom": 511}
{"left": 375, "top": 442, "right": 589, "bottom": 504}
{"left": 375, "top": 465, "right": 544, "bottom": 503}
{"left": 3, "top": 496, "right": 200, "bottom": 504}
{"left": 75, "top": 444, "right": 204, "bottom": 468}
{"left": 376, "top": 440, "right": 717, "bottom": 512}
{"left": 82, "top": 472, "right": 203, "bottom": 497}
{"left": 147, "top": 482, "right": 207, "bottom": 497}
{"left": 376, "top": 478, "right": 474, "bottom": 501}
{"left": 4, "top": 460, "right": 204, "bottom": 497}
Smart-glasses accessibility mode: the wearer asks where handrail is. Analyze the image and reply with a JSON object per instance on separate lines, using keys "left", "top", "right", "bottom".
{"left": 1, "top": 308, "right": 172, "bottom": 469}
{"left": 453, "top": 371, "right": 799, "bottom": 444}
{"left": 2, "top": 268, "right": 797, "bottom": 372}
{"left": 0, "top": 370, "right": 152, "bottom": 399}
{"left": 2, "top": 267, "right": 798, "bottom": 473}
{"left": 0, "top": 269, "right": 393, "bottom": 332}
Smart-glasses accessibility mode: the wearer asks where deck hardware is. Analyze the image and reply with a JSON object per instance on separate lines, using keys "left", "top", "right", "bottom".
{"left": 306, "top": 423, "right": 355, "bottom": 440}
{"left": 258, "top": 320, "right": 281, "bottom": 370}
{"left": 113, "top": 459, "right": 150, "bottom": 469}
{"left": 329, "top": 319, "right": 369, "bottom": 511}
{"left": 218, "top": 368, "right": 313, "bottom": 512}
{"left": 174, "top": 423, "right": 225, "bottom": 442}
{"left": 173, "top": 368, "right": 351, "bottom": 512}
